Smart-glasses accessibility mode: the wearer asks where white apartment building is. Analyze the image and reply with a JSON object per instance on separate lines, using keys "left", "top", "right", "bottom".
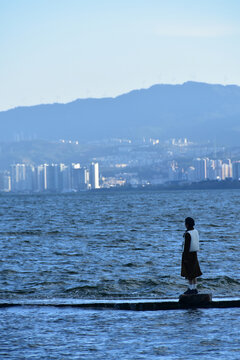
{"left": 90, "top": 162, "right": 100, "bottom": 189}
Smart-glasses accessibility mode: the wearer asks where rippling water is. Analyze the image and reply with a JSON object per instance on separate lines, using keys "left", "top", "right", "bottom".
{"left": 1, "top": 189, "right": 240, "bottom": 358}
{"left": 1, "top": 189, "right": 240, "bottom": 300}
{"left": 1, "top": 307, "right": 240, "bottom": 360}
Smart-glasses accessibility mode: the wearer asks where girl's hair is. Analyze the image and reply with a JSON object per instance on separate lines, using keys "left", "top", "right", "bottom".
{"left": 185, "top": 217, "right": 195, "bottom": 227}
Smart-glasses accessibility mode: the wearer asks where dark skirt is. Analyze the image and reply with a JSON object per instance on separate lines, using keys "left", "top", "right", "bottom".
{"left": 181, "top": 251, "right": 202, "bottom": 280}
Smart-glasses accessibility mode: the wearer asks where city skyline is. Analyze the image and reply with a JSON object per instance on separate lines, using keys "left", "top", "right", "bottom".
{"left": 1, "top": 161, "right": 100, "bottom": 193}
{"left": 1, "top": 155, "right": 240, "bottom": 193}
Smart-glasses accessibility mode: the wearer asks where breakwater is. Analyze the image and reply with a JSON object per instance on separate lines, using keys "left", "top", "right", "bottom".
{"left": 1, "top": 296, "right": 240, "bottom": 311}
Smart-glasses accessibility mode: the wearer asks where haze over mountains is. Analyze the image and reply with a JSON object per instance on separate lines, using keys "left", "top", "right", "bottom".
{"left": 0, "top": 81, "right": 240, "bottom": 145}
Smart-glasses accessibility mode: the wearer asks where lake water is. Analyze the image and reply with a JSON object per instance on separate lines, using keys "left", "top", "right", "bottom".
{"left": 0, "top": 189, "right": 240, "bottom": 359}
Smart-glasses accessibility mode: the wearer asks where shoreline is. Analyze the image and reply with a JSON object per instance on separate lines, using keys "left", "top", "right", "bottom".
{"left": 1, "top": 180, "right": 240, "bottom": 195}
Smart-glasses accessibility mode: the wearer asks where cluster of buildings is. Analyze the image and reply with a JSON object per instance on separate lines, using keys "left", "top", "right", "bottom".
{"left": 169, "top": 158, "right": 240, "bottom": 182}
{"left": 0, "top": 162, "right": 100, "bottom": 193}
{"left": 1, "top": 155, "right": 240, "bottom": 193}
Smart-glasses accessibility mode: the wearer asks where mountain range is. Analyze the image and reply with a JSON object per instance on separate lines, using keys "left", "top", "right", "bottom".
{"left": 0, "top": 81, "right": 240, "bottom": 144}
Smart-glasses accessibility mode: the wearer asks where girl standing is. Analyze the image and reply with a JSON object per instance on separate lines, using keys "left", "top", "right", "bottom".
{"left": 181, "top": 217, "right": 202, "bottom": 294}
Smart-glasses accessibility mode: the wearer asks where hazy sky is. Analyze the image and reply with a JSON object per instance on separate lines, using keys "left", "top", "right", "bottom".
{"left": 1, "top": 0, "right": 240, "bottom": 110}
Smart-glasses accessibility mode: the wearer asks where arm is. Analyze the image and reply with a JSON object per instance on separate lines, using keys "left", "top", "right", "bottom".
{"left": 183, "top": 232, "right": 191, "bottom": 253}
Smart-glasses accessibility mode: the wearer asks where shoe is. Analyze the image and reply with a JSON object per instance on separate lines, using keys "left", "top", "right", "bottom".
{"left": 192, "top": 289, "right": 198, "bottom": 294}
{"left": 184, "top": 288, "right": 192, "bottom": 295}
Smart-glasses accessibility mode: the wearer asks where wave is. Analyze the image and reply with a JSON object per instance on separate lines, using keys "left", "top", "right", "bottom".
{"left": 0, "top": 275, "right": 240, "bottom": 300}
{"left": 201, "top": 276, "right": 240, "bottom": 286}
{"left": 0, "top": 230, "right": 42, "bottom": 236}
{"left": 63, "top": 278, "right": 174, "bottom": 299}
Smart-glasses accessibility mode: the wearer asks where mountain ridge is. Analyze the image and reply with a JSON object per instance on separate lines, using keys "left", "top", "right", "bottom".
{"left": 0, "top": 81, "right": 240, "bottom": 144}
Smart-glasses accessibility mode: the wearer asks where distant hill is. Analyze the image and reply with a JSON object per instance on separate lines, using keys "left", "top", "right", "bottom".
{"left": 0, "top": 81, "right": 240, "bottom": 144}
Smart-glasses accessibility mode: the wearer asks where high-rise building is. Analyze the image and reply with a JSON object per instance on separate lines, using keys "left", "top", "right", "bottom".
{"left": 37, "top": 165, "right": 45, "bottom": 192}
{"left": 221, "top": 160, "right": 232, "bottom": 180}
{"left": 214, "top": 160, "right": 223, "bottom": 180}
{"left": 43, "top": 164, "right": 60, "bottom": 192}
{"left": 193, "top": 158, "right": 208, "bottom": 181}
{"left": 207, "top": 160, "right": 217, "bottom": 180}
{"left": 232, "top": 161, "right": 240, "bottom": 180}
{"left": 11, "top": 164, "right": 35, "bottom": 192}
{"left": 59, "top": 164, "right": 71, "bottom": 192}
{"left": 0, "top": 171, "right": 11, "bottom": 192}
{"left": 71, "top": 164, "right": 89, "bottom": 191}
{"left": 89, "top": 162, "right": 100, "bottom": 189}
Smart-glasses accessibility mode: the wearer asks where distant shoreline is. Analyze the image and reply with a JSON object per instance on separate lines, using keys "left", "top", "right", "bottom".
{"left": 1, "top": 180, "right": 240, "bottom": 195}
{"left": 97, "top": 180, "right": 240, "bottom": 192}
{"left": 144, "top": 180, "right": 240, "bottom": 191}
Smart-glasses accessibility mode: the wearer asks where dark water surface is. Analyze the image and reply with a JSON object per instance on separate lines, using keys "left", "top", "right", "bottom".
{"left": 1, "top": 190, "right": 240, "bottom": 358}
{"left": 1, "top": 306, "right": 240, "bottom": 360}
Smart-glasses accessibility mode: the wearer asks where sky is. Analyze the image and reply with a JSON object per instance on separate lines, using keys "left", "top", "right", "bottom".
{"left": 1, "top": 0, "right": 240, "bottom": 110}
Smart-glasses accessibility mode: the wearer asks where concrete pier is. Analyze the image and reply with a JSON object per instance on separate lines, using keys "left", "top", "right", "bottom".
{"left": 1, "top": 295, "right": 240, "bottom": 311}
{"left": 179, "top": 293, "right": 212, "bottom": 308}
